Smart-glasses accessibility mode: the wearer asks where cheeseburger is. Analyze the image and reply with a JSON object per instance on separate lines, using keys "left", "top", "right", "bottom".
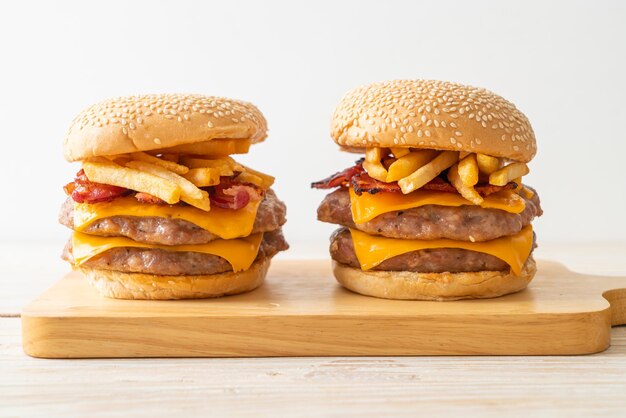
{"left": 312, "top": 80, "right": 542, "bottom": 300}
{"left": 60, "top": 94, "right": 288, "bottom": 299}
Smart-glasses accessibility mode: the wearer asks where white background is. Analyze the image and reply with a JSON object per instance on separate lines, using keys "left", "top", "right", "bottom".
{"left": 0, "top": 0, "right": 625, "bottom": 258}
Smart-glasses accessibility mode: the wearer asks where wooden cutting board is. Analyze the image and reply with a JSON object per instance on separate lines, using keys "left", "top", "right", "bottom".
{"left": 22, "top": 259, "right": 626, "bottom": 358}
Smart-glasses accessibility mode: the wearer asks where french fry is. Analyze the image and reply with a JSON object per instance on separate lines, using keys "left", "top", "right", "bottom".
{"left": 363, "top": 147, "right": 388, "bottom": 182}
{"left": 238, "top": 165, "right": 275, "bottom": 188}
{"left": 130, "top": 152, "right": 189, "bottom": 175}
{"left": 489, "top": 162, "right": 529, "bottom": 186}
{"left": 125, "top": 161, "right": 204, "bottom": 200}
{"left": 398, "top": 151, "right": 459, "bottom": 194}
{"left": 386, "top": 150, "right": 438, "bottom": 182}
{"left": 448, "top": 163, "right": 483, "bottom": 205}
{"left": 457, "top": 154, "right": 479, "bottom": 187}
{"left": 180, "top": 156, "right": 243, "bottom": 173}
{"left": 177, "top": 190, "right": 211, "bottom": 212}
{"left": 365, "top": 147, "right": 384, "bottom": 163}
{"left": 476, "top": 153, "right": 501, "bottom": 175}
{"left": 362, "top": 160, "right": 388, "bottom": 182}
{"left": 82, "top": 160, "right": 180, "bottom": 204}
{"left": 235, "top": 172, "right": 265, "bottom": 188}
{"left": 391, "top": 147, "right": 410, "bottom": 158}
{"left": 183, "top": 168, "right": 221, "bottom": 187}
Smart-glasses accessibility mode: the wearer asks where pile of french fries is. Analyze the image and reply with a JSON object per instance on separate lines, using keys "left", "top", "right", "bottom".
{"left": 81, "top": 152, "right": 274, "bottom": 211}
{"left": 363, "top": 147, "right": 530, "bottom": 203}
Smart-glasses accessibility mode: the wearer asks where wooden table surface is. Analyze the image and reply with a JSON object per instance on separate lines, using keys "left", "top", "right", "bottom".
{"left": 2, "top": 243, "right": 626, "bottom": 417}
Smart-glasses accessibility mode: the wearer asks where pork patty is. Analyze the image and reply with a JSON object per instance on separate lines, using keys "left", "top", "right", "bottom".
{"left": 59, "top": 189, "right": 287, "bottom": 245}
{"left": 62, "top": 228, "right": 289, "bottom": 276}
{"left": 318, "top": 188, "right": 542, "bottom": 242}
{"left": 330, "top": 227, "right": 517, "bottom": 273}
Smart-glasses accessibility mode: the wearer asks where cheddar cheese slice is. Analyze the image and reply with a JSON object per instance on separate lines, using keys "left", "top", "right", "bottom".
{"left": 71, "top": 231, "right": 263, "bottom": 272}
{"left": 349, "top": 226, "right": 533, "bottom": 275}
{"left": 349, "top": 188, "right": 525, "bottom": 224}
{"left": 74, "top": 197, "right": 261, "bottom": 239}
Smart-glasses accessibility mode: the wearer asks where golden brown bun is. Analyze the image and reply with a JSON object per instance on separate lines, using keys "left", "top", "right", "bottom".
{"left": 64, "top": 94, "right": 268, "bottom": 161}
{"left": 79, "top": 257, "right": 270, "bottom": 300}
{"left": 332, "top": 256, "right": 536, "bottom": 301}
{"left": 331, "top": 80, "right": 536, "bottom": 162}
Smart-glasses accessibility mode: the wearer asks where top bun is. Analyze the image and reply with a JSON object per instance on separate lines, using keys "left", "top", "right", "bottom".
{"left": 331, "top": 80, "right": 536, "bottom": 162}
{"left": 64, "top": 94, "right": 268, "bottom": 161}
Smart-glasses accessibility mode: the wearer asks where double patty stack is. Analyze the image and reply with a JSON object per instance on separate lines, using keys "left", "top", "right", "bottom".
{"left": 60, "top": 94, "right": 288, "bottom": 299}
{"left": 313, "top": 80, "right": 543, "bottom": 300}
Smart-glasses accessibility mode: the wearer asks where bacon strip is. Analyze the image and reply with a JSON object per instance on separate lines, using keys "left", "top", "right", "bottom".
{"left": 475, "top": 182, "right": 516, "bottom": 196}
{"left": 64, "top": 169, "right": 128, "bottom": 204}
{"left": 134, "top": 192, "right": 166, "bottom": 204}
{"left": 351, "top": 172, "right": 401, "bottom": 195}
{"left": 209, "top": 177, "right": 265, "bottom": 210}
{"left": 311, "top": 161, "right": 365, "bottom": 189}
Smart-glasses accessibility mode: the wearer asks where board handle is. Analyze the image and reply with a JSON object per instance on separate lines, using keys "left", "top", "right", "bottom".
{"left": 603, "top": 287, "right": 626, "bottom": 326}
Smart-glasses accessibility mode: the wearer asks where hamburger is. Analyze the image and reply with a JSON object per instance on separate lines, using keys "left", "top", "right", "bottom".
{"left": 60, "top": 94, "right": 288, "bottom": 299}
{"left": 312, "top": 80, "right": 542, "bottom": 300}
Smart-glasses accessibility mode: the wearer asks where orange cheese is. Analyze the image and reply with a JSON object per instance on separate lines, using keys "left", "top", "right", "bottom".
{"left": 71, "top": 231, "right": 262, "bottom": 272}
{"left": 349, "top": 226, "right": 533, "bottom": 275}
{"left": 74, "top": 197, "right": 261, "bottom": 239}
{"left": 349, "top": 188, "right": 525, "bottom": 224}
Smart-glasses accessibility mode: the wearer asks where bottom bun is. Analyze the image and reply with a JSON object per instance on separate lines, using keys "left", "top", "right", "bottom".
{"left": 332, "top": 256, "right": 537, "bottom": 301}
{"left": 79, "top": 257, "right": 271, "bottom": 300}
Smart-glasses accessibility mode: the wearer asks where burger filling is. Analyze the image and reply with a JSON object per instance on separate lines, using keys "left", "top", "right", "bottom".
{"left": 60, "top": 152, "right": 288, "bottom": 275}
{"left": 62, "top": 229, "right": 288, "bottom": 276}
{"left": 312, "top": 148, "right": 541, "bottom": 275}
{"left": 59, "top": 189, "right": 287, "bottom": 245}
{"left": 330, "top": 228, "right": 512, "bottom": 273}
{"left": 318, "top": 188, "right": 541, "bottom": 242}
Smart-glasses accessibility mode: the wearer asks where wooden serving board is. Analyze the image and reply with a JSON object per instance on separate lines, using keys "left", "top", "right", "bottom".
{"left": 22, "top": 260, "right": 626, "bottom": 358}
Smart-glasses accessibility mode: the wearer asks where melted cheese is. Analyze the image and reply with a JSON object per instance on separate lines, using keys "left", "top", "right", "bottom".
{"left": 74, "top": 197, "right": 261, "bottom": 239}
{"left": 71, "top": 231, "right": 262, "bottom": 272}
{"left": 350, "top": 226, "right": 533, "bottom": 275}
{"left": 350, "top": 188, "right": 525, "bottom": 224}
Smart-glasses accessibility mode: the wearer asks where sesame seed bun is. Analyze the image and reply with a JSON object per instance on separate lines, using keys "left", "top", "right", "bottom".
{"left": 64, "top": 94, "right": 268, "bottom": 162}
{"left": 332, "top": 256, "right": 536, "bottom": 301}
{"left": 331, "top": 80, "right": 536, "bottom": 162}
{"left": 79, "top": 257, "right": 271, "bottom": 300}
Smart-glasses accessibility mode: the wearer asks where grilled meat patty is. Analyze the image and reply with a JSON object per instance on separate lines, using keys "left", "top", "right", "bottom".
{"left": 318, "top": 188, "right": 541, "bottom": 242}
{"left": 329, "top": 227, "right": 524, "bottom": 273}
{"left": 59, "top": 189, "right": 287, "bottom": 245}
{"left": 63, "top": 228, "right": 288, "bottom": 276}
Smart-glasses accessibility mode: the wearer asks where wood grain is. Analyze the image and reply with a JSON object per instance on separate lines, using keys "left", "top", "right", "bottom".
{"left": 21, "top": 259, "right": 626, "bottom": 358}
{"left": 4, "top": 318, "right": 626, "bottom": 417}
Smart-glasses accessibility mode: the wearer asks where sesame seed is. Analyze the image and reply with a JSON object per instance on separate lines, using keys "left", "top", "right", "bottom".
{"left": 154, "top": 138, "right": 161, "bottom": 144}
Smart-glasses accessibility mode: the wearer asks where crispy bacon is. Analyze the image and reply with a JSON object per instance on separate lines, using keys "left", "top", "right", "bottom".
{"left": 209, "top": 177, "right": 265, "bottom": 210}
{"left": 134, "top": 192, "right": 166, "bottom": 204}
{"left": 311, "top": 161, "right": 365, "bottom": 189}
{"left": 475, "top": 182, "right": 516, "bottom": 197}
{"left": 64, "top": 169, "right": 128, "bottom": 204}
{"left": 351, "top": 172, "right": 401, "bottom": 195}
